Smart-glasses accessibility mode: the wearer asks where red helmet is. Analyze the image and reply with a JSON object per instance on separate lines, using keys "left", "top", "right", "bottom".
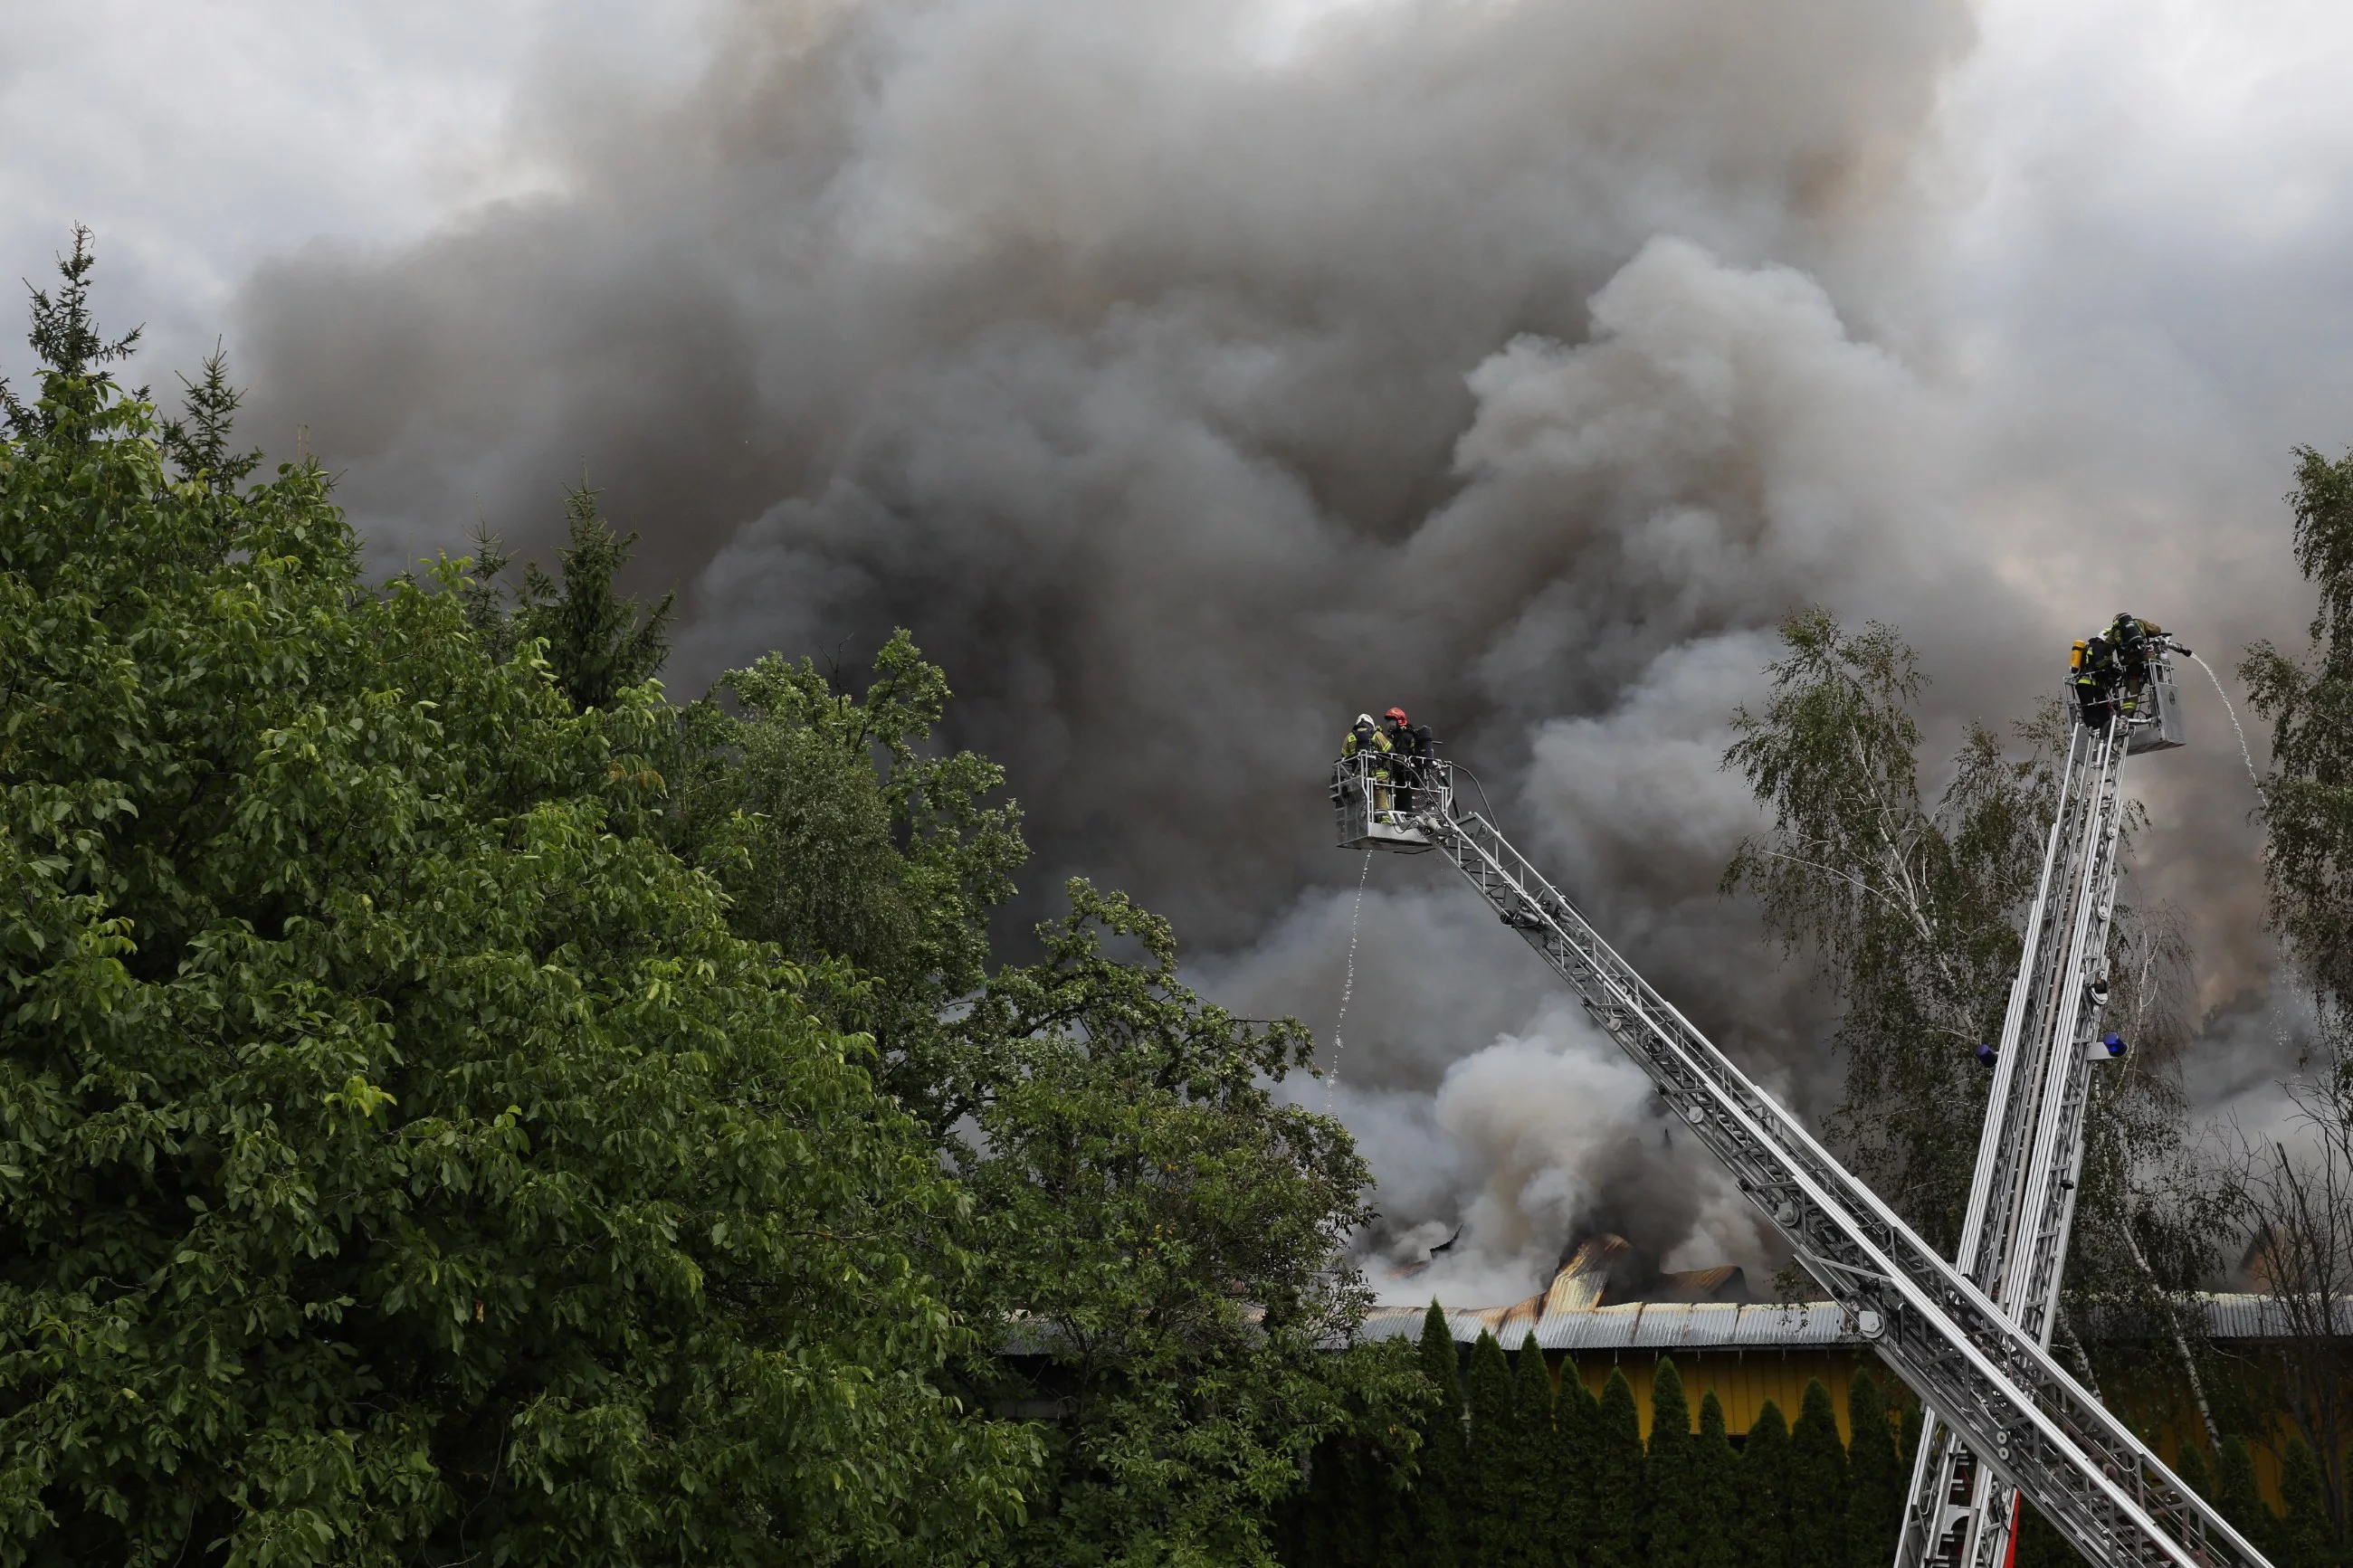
{"left": 1385, "top": 707, "right": 1407, "bottom": 724}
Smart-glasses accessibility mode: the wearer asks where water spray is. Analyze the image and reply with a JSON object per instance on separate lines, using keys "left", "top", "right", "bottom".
{"left": 1326, "top": 848, "right": 1373, "bottom": 1109}
{"left": 2185, "top": 650, "right": 2262, "bottom": 795}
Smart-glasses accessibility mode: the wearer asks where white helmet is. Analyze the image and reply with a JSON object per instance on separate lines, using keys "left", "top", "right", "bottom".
{"left": 1356, "top": 713, "right": 1377, "bottom": 726}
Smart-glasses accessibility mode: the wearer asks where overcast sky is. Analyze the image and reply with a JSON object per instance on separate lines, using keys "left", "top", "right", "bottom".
{"left": 8, "top": 0, "right": 2351, "bottom": 1301}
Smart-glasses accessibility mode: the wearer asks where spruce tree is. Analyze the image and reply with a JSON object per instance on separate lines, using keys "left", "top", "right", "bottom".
{"left": 1588, "top": 1368, "right": 1646, "bottom": 1568}
{"left": 1464, "top": 1332, "right": 1516, "bottom": 1563}
{"left": 1407, "top": 1303, "right": 1465, "bottom": 1568}
{"left": 2218, "top": 1436, "right": 2273, "bottom": 1558}
{"left": 510, "top": 485, "right": 677, "bottom": 710}
{"left": 1786, "top": 1377, "right": 1851, "bottom": 1565}
{"left": 2280, "top": 1436, "right": 2334, "bottom": 1568}
{"left": 1548, "top": 1364, "right": 1600, "bottom": 1568}
{"left": 1500, "top": 1332, "right": 1559, "bottom": 1568}
{"left": 1647, "top": 1358, "right": 1702, "bottom": 1567}
{"left": 1739, "top": 1400, "right": 1795, "bottom": 1568}
{"left": 1692, "top": 1389, "right": 1740, "bottom": 1568}
{"left": 1843, "top": 1370, "right": 1903, "bottom": 1568}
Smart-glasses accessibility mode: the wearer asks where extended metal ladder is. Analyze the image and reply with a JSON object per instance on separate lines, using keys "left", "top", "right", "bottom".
{"left": 1898, "top": 642, "right": 2192, "bottom": 1567}
{"left": 1329, "top": 655, "right": 2263, "bottom": 1566}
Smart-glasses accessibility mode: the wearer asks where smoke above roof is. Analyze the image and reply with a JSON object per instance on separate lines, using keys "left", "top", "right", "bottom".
{"left": 212, "top": 0, "right": 2343, "bottom": 1297}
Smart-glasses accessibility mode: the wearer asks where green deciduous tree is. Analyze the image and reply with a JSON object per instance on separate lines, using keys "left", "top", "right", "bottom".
{"left": 1739, "top": 1399, "right": 1794, "bottom": 1568}
{"left": 1723, "top": 612, "right": 2061, "bottom": 1247}
{"left": 1786, "top": 1377, "right": 1850, "bottom": 1566}
{"left": 657, "top": 577, "right": 1401, "bottom": 1566}
{"left": 2245, "top": 444, "right": 2353, "bottom": 1018}
{"left": 1588, "top": 1368, "right": 1644, "bottom": 1568}
{"left": 666, "top": 632, "right": 1024, "bottom": 1137}
{"left": 963, "top": 885, "right": 1407, "bottom": 1565}
{"left": 1843, "top": 1370, "right": 1902, "bottom": 1568}
{"left": 0, "top": 247, "right": 1034, "bottom": 1565}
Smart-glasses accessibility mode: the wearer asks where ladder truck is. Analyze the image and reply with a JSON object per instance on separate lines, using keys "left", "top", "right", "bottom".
{"left": 1897, "top": 634, "right": 2192, "bottom": 1568}
{"left": 1329, "top": 642, "right": 2260, "bottom": 1568}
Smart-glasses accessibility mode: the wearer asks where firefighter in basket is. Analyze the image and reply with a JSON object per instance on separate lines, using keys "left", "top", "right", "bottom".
{"left": 1341, "top": 712, "right": 1392, "bottom": 817}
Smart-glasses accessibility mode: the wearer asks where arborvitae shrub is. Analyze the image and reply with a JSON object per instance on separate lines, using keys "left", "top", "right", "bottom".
{"left": 1549, "top": 1364, "right": 1599, "bottom": 1567}
{"left": 1843, "top": 1369, "right": 1903, "bottom": 1568}
{"left": 2172, "top": 1440, "right": 2212, "bottom": 1502}
{"left": 1786, "top": 1377, "right": 1850, "bottom": 1565}
{"left": 1406, "top": 1302, "right": 1464, "bottom": 1568}
{"left": 2217, "top": 1436, "right": 2272, "bottom": 1559}
{"left": 1646, "top": 1358, "right": 1701, "bottom": 1568}
{"left": 1740, "top": 1400, "right": 1794, "bottom": 1568}
{"left": 1692, "top": 1389, "right": 1740, "bottom": 1568}
{"left": 1588, "top": 1368, "right": 1645, "bottom": 1568}
{"left": 1463, "top": 1332, "right": 1514, "bottom": 1560}
{"left": 1497, "top": 1333, "right": 1558, "bottom": 1568}
{"left": 2279, "top": 1436, "right": 2334, "bottom": 1568}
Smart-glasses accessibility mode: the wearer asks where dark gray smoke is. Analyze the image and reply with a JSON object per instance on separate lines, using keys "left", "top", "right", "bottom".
{"left": 214, "top": 0, "right": 2340, "bottom": 1299}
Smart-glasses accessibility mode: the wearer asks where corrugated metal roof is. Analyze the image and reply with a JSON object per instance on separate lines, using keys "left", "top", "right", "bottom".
{"left": 1347, "top": 1293, "right": 2339, "bottom": 1353}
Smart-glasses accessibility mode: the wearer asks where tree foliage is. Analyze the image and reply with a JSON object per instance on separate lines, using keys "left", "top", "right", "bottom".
{"left": 1588, "top": 1368, "right": 1643, "bottom": 1568}
{"left": 1842, "top": 1371, "right": 1901, "bottom": 1568}
{"left": 1644, "top": 1358, "right": 1700, "bottom": 1568}
{"left": 0, "top": 246, "right": 1034, "bottom": 1564}
{"left": 1691, "top": 1391, "right": 1739, "bottom": 1568}
{"left": 469, "top": 486, "right": 677, "bottom": 711}
{"left": 1723, "top": 610, "right": 2062, "bottom": 1246}
{"left": 1549, "top": 1362, "right": 1597, "bottom": 1564}
{"left": 1403, "top": 1303, "right": 1464, "bottom": 1568}
{"left": 1786, "top": 1378, "right": 1849, "bottom": 1566}
{"left": 2244, "top": 444, "right": 2353, "bottom": 1017}
{"left": 2, "top": 233, "right": 1403, "bottom": 1568}
{"left": 1738, "top": 1399, "right": 1793, "bottom": 1568}
{"left": 1493, "top": 1333, "right": 1558, "bottom": 1568}
{"left": 970, "top": 889, "right": 1404, "bottom": 1564}
{"left": 1722, "top": 609, "right": 2215, "bottom": 1419}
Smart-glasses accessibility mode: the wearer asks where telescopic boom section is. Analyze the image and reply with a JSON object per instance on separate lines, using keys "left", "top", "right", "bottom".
{"left": 1900, "top": 640, "right": 2192, "bottom": 1568}
{"left": 1329, "top": 719, "right": 2263, "bottom": 1568}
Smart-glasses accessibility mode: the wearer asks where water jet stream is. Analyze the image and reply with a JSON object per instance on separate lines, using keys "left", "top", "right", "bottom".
{"left": 1326, "top": 848, "right": 1373, "bottom": 1109}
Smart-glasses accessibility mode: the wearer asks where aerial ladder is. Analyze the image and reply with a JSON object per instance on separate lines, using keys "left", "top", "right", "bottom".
{"left": 1329, "top": 639, "right": 2263, "bottom": 1568}
{"left": 1896, "top": 632, "right": 2194, "bottom": 1568}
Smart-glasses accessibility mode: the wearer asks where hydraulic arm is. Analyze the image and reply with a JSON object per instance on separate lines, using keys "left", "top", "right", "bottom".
{"left": 1329, "top": 660, "right": 2259, "bottom": 1568}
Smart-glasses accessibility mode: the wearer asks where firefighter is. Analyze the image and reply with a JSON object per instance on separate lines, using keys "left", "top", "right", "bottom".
{"left": 2107, "top": 612, "right": 2165, "bottom": 718}
{"left": 2072, "top": 633, "right": 2117, "bottom": 728}
{"left": 1343, "top": 712, "right": 1391, "bottom": 816}
{"left": 1380, "top": 708, "right": 1424, "bottom": 813}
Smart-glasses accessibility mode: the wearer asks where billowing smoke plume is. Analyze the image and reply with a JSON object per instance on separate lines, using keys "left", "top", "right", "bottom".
{"left": 216, "top": 0, "right": 2332, "bottom": 1299}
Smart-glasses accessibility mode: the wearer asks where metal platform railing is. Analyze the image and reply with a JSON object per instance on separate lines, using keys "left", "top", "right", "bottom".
{"left": 1331, "top": 750, "right": 1453, "bottom": 853}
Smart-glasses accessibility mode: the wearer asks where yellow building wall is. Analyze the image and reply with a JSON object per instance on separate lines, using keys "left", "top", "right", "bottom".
{"left": 1548, "top": 1347, "right": 2299, "bottom": 1512}
{"left": 1552, "top": 1348, "right": 1885, "bottom": 1440}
